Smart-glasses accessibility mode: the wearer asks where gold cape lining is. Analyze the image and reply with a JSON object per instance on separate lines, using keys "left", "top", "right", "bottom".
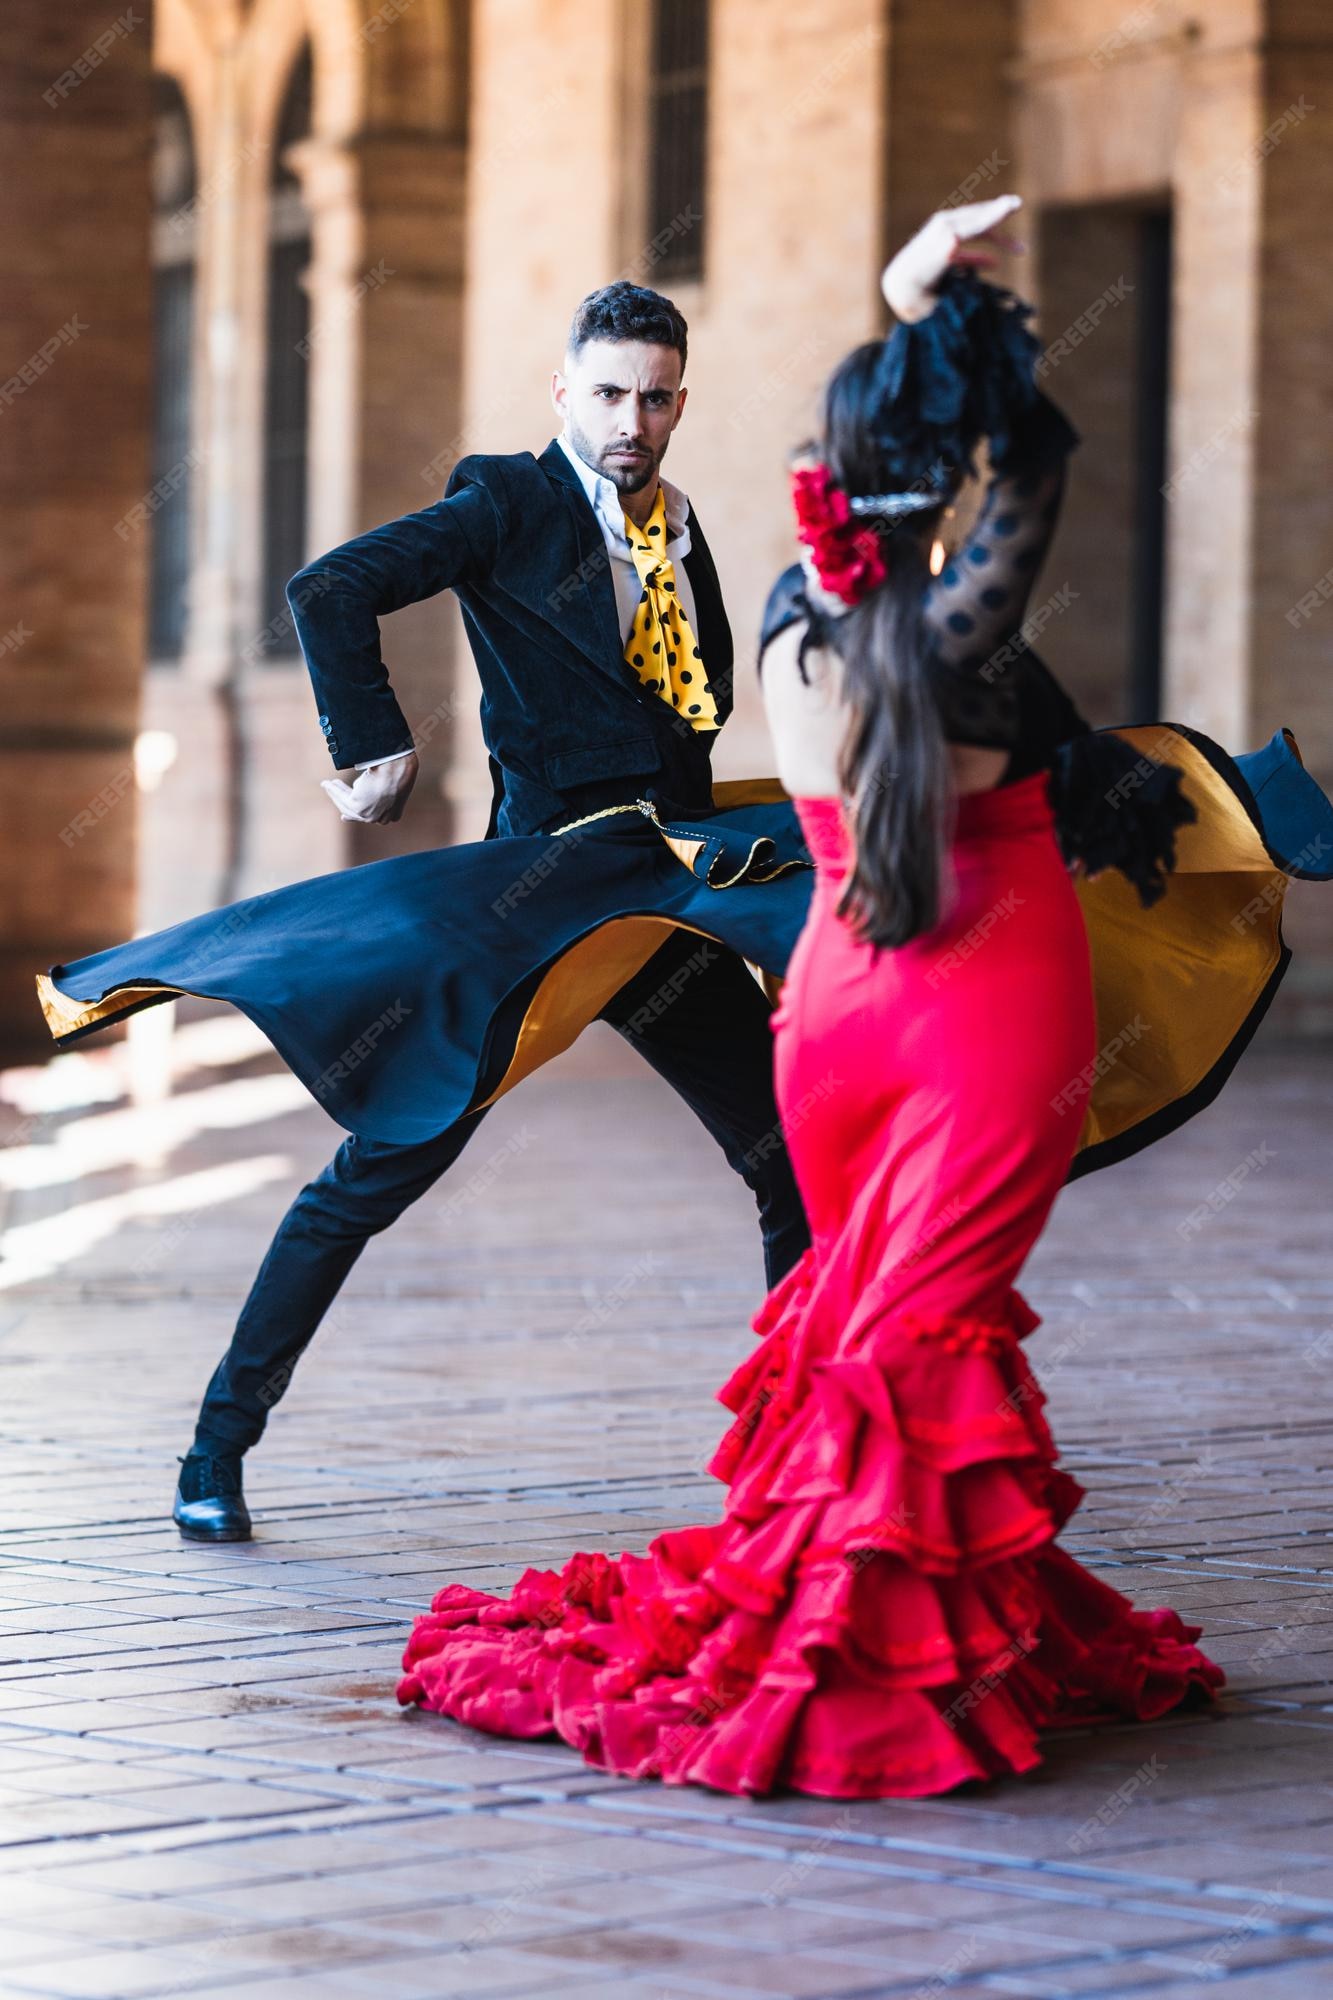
{"left": 33, "top": 754, "right": 1289, "bottom": 1162}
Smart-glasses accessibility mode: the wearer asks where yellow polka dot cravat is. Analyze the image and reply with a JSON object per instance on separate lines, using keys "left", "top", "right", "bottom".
{"left": 621, "top": 487, "right": 720, "bottom": 731}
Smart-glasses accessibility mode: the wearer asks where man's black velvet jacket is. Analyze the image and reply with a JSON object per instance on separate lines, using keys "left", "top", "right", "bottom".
{"left": 286, "top": 438, "right": 734, "bottom": 840}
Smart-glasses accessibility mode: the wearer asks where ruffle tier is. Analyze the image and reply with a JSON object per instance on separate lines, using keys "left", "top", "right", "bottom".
{"left": 398, "top": 1250, "right": 1223, "bottom": 1798}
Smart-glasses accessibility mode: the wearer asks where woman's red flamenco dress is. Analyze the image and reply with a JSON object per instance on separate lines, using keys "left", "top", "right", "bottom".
{"left": 398, "top": 776, "right": 1223, "bottom": 1797}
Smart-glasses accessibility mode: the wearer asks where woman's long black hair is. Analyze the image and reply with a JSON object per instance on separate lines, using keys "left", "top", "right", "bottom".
{"left": 816, "top": 340, "right": 954, "bottom": 951}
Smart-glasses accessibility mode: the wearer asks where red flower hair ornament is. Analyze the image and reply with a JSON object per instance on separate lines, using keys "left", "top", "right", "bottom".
{"left": 789, "top": 459, "right": 888, "bottom": 609}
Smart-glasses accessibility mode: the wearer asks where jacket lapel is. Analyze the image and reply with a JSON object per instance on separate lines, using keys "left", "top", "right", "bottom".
{"left": 536, "top": 441, "right": 735, "bottom": 722}
{"left": 537, "top": 439, "right": 627, "bottom": 682}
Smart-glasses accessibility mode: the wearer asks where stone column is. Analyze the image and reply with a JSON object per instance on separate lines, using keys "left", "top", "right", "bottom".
{"left": 1161, "top": 37, "right": 1264, "bottom": 749}
{"left": 288, "top": 128, "right": 469, "bottom": 860}
{"left": 0, "top": 5, "right": 153, "bottom": 1060}
{"left": 1250, "top": 23, "right": 1333, "bottom": 774}
{"left": 137, "top": 25, "right": 245, "bottom": 929}
{"left": 1247, "top": 14, "right": 1333, "bottom": 1026}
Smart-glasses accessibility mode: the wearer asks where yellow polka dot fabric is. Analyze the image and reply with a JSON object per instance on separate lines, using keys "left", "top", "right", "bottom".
{"left": 621, "top": 488, "right": 720, "bottom": 731}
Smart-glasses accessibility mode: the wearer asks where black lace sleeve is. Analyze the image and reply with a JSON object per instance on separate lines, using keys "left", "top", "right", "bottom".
{"left": 860, "top": 269, "right": 1081, "bottom": 741}
{"left": 864, "top": 266, "right": 1079, "bottom": 486}
{"left": 922, "top": 444, "right": 1068, "bottom": 682}
{"left": 757, "top": 272, "right": 1194, "bottom": 907}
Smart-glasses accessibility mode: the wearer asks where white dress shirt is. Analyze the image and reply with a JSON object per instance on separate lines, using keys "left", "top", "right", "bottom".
{"left": 553, "top": 430, "right": 700, "bottom": 640}
{"left": 355, "top": 434, "right": 698, "bottom": 771}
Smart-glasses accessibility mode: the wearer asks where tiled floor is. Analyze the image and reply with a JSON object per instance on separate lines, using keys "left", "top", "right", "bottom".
{"left": 1, "top": 1012, "right": 1331, "bottom": 1999}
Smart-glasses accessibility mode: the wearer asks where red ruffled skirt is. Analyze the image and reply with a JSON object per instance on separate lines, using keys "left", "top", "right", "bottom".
{"left": 399, "top": 776, "right": 1223, "bottom": 1796}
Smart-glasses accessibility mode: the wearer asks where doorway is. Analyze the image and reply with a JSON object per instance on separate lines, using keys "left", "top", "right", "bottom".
{"left": 1037, "top": 200, "right": 1173, "bottom": 724}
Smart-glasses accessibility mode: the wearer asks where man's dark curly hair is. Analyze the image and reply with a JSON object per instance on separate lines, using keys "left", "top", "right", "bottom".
{"left": 566, "top": 281, "right": 688, "bottom": 373}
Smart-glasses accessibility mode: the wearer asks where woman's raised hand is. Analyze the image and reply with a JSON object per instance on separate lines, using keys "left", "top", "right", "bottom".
{"left": 881, "top": 193, "right": 1024, "bottom": 324}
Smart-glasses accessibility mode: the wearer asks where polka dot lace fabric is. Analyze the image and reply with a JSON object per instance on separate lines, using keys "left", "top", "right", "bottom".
{"left": 918, "top": 451, "right": 1069, "bottom": 753}
{"left": 758, "top": 428, "right": 1071, "bottom": 764}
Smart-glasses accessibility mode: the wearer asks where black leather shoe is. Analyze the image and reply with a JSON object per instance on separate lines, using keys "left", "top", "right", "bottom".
{"left": 173, "top": 1450, "right": 252, "bottom": 1542}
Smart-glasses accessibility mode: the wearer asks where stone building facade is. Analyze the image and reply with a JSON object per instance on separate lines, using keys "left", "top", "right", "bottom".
{"left": 5, "top": 0, "right": 1333, "bottom": 1061}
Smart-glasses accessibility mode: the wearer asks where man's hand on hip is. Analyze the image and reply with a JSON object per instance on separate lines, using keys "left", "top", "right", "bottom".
{"left": 321, "top": 750, "right": 419, "bottom": 824}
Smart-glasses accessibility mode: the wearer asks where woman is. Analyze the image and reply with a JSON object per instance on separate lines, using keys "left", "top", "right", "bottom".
{"left": 396, "top": 197, "right": 1226, "bottom": 1797}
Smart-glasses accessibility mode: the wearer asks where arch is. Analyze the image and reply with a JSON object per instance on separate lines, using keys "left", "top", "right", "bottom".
{"left": 151, "top": 0, "right": 216, "bottom": 166}
{"left": 153, "top": 71, "right": 197, "bottom": 211}
{"left": 358, "top": 0, "right": 467, "bottom": 137}
{"left": 243, "top": 0, "right": 466, "bottom": 153}
{"left": 144, "top": 0, "right": 473, "bottom": 880}
{"left": 148, "top": 71, "right": 201, "bottom": 662}
{"left": 259, "top": 36, "right": 315, "bottom": 652}
{"left": 270, "top": 34, "right": 313, "bottom": 188}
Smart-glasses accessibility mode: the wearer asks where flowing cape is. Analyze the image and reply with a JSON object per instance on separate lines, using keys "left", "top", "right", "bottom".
{"left": 37, "top": 733, "right": 1333, "bottom": 1173}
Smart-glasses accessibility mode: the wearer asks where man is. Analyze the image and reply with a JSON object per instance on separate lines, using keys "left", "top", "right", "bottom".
{"left": 171, "top": 280, "right": 811, "bottom": 1541}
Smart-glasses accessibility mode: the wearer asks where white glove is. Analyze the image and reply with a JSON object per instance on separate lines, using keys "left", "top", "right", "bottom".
{"left": 321, "top": 750, "right": 419, "bottom": 825}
